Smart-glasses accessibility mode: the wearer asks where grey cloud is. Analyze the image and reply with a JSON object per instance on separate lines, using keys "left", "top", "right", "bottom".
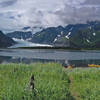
{"left": 54, "top": 0, "right": 100, "bottom": 25}
{"left": 0, "top": 0, "right": 17, "bottom": 7}
{"left": 82, "top": 0, "right": 100, "bottom": 5}
{"left": 0, "top": 0, "right": 100, "bottom": 31}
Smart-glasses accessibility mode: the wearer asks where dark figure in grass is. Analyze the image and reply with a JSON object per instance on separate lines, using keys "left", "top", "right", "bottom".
{"left": 30, "top": 74, "right": 34, "bottom": 90}
{"left": 30, "top": 74, "right": 38, "bottom": 96}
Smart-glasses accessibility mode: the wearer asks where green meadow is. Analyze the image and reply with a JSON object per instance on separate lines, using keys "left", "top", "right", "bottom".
{"left": 0, "top": 63, "right": 100, "bottom": 100}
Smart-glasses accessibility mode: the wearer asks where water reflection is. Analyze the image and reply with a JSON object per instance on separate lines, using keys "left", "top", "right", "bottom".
{"left": 0, "top": 56, "right": 100, "bottom": 67}
{"left": 1, "top": 49, "right": 100, "bottom": 67}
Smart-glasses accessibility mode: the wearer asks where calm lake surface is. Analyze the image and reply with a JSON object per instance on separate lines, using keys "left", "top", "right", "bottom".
{"left": 0, "top": 49, "right": 100, "bottom": 67}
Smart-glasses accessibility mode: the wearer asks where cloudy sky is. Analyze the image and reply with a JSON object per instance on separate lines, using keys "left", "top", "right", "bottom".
{"left": 0, "top": 0, "right": 100, "bottom": 32}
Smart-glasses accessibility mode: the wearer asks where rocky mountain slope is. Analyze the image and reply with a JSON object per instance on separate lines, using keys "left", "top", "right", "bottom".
{"left": 7, "top": 31, "right": 33, "bottom": 41}
{"left": 54, "top": 21, "right": 100, "bottom": 48}
{"left": 6, "top": 21, "right": 100, "bottom": 48}
{"left": 7, "top": 27, "right": 43, "bottom": 41}
{"left": 0, "top": 31, "right": 15, "bottom": 48}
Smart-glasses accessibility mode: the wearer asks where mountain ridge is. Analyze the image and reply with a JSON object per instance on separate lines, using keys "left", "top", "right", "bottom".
{"left": 6, "top": 21, "right": 100, "bottom": 48}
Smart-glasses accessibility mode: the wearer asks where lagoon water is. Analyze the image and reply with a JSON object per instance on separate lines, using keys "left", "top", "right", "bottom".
{"left": 0, "top": 49, "right": 100, "bottom": 67}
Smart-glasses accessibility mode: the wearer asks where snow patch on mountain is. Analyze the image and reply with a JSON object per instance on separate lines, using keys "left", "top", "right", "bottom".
{"left": 57, "top": 35, "right": 61, "bottom": 37}
{"left": 65, "top": 32, "right": 71, "bottom": 39}
{"left": 54, "top": 38, "right": 58, "bottom": 42}
{"left": 86, "top": 39, "right": 90, "bottom": 43}
{"left": 65, "top": 35, "right": 69, "bottom": 39}
{"left": 93, "top": 33, "right": 96, "bottom": 36}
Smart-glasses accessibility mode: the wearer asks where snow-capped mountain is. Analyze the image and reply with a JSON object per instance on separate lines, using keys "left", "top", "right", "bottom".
{"left": 54, "top": 21, "right": 100, "bottom": 48}
{"left": 6, "top": 21, "right": 100, "bottom": 48}
{"left": 7, "top": 26, "right": 44, "bottom": 41}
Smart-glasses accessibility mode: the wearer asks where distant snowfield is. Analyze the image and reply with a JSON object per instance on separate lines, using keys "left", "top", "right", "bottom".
{"left": 9, "top": 38, "right": 52, "bottom": 48}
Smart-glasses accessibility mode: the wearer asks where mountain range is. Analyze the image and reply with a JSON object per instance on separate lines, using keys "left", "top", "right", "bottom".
{"left": 6, "top": 21, "right": 100, "bottom": 48}
{"left": 54, "top": 21, "right": 100, "bottom": 48}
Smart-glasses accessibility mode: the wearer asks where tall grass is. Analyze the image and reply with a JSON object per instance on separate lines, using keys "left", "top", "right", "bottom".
{"left": 0, "top": 63, "right": 73, "bottom": 100}
{"left": 0, "top": 63, "right": 100, "bottom": 100}
{"left": 67, "top": 68, "right": 100, "bottom": 100}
